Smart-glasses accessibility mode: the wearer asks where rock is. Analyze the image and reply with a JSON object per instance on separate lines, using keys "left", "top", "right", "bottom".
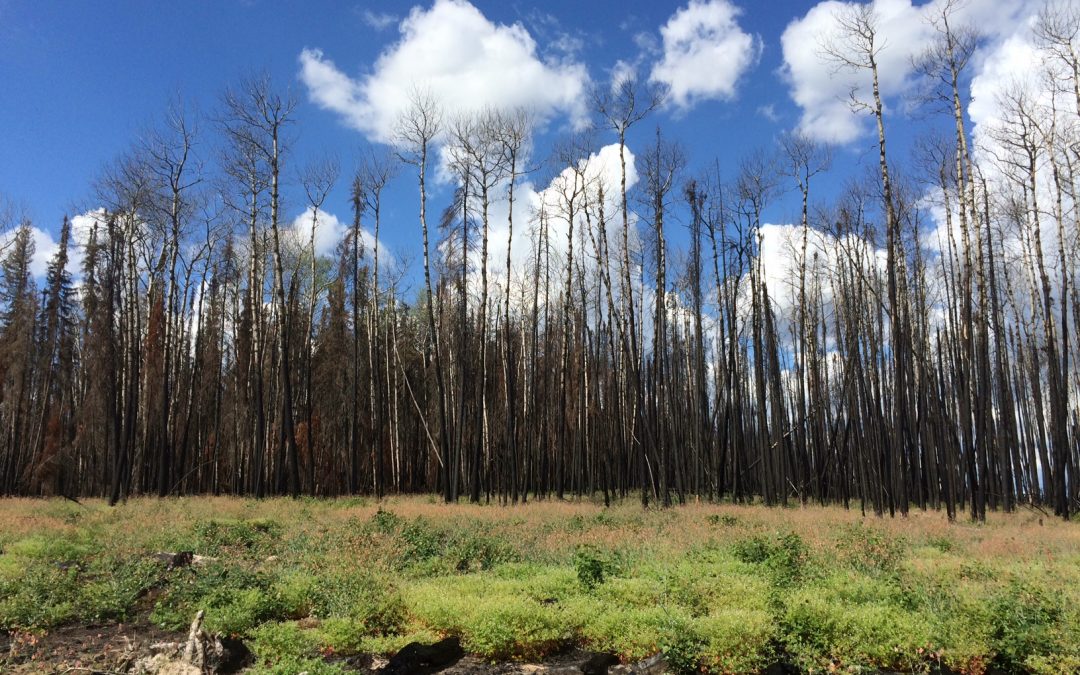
{"left": 379, "top": 636, "right": 465, "bottom": 674}
{"left": 151, "top": 551, "right": 195, "bottom": 569}
{"left": 609, "top": 653, "right": 667, "bottom": 674}
{"left": 370, "top": 655, "right": 390, "bottom": 670}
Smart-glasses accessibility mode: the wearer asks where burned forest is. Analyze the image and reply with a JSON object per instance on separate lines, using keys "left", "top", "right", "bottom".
{"left": 1, "top": 4, "right": 1079, "bottom": 523}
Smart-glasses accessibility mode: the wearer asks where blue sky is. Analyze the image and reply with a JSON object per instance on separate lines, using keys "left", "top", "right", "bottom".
{"left": 0, "top": 0, "right": 1046, "bottom": 286}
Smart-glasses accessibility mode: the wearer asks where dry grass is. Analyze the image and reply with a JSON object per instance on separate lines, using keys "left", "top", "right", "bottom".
{"left": 1, "top": 494, "right": 1076, "bottom": 563}
{"left": 1, "top": 496, "right": 1078, "bottom": 674}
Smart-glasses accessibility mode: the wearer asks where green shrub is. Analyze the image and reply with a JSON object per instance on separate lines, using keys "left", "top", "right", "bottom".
{"left": 782, "top": 572, "right": 936, "bottom": 672}
{"left": 366, "top": 508, "right": 403, "bottom": 534}
{"left": 399, "top": 519, "right": 443, "bottom": 564}
{"left": 926, "top": 534, "right": 954, "bottom": 553}
{"left": 694, "top": 610, "right": 775, "bottom": 674}
{"left": 571, "top": 600, "right": 685, "bottom": 661}
{"left": 1, "top": 534, "right": 92, "bottom": 565}
{"left": 151, "top": 563, "right": 286, "bottom": 634}
{"left": 574, "top": 547, "right": 608, "bottom": 590}
{"left": 192, "top": 519, "right": 283, "bottom": 557}
{"left": 246, "top": 656, "right": 348, "bottom": 675}
{"left": 369, "top": 516, "right": 518, "bottom": 574}
{"left": 706, "top": 514, "right": 739, "bottom": 527}
{"left": 0, "top": 563, "right": 82, "bottom": 629}
{"left": 349, "top": 628, "right": 442, "bottom": 656}
{"left": 989, "top": 581, "right": 1065, "bottom": 672}
{"left": 572, "top": 546, "right": 627, "bottom": 591}
{"left": 0, "top": 545, "right": 163, "bottom": 630}
{"left": 836, "top": 523, "right": 905, "bottom": 574}
{"left": 659, "top": 616, "right": 705, "bottom": 675}
{"left": 732, "top": 531, "right": 807, "bottom": 586}
{"left": 592, "top": 511, "right": 617, "bottom": 528}
{"left": 76, "top": 556, "right": 163, "bottom": 624}
{"left": 406, "top": 575, "right": 571, "bottom": 660}
{"left": 307, "top": 570, "right": 404, "bottom": 634}
{"left": 446, "top": 531, "right": 518, "bottom": 572}
{"left": 249, "top": 620, "right": 320, "bottom": 662}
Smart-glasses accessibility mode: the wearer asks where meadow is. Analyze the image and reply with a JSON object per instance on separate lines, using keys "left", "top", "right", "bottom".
{"left": 1, "top": 496, "right": 1078, "bottom": 674}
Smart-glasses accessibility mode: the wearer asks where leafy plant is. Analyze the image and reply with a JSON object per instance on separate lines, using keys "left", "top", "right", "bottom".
{"left": 732, "top": 531, "right": 807, "bottom": 586}
{"left": 989, "top": 581, "right": 1064, "bottom": 672}
{"left": 836, "top": 523, "right": 904, "bottom": 574}
{"left": 660, "top": 618, "right": 705, "bottom": 675}
{"left": 192, "top": 518, "right": 283, "bottom": 557}
{"left": 151, "top": 562, "right": 286, "bottom": 634}
{"left": 574, "top": 546, "right": 623, "bottom": 590}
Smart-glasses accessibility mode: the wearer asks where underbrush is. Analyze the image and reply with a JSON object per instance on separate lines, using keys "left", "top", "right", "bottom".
{"left": 0, "top": 497, "right": 1076, "bottom": 674}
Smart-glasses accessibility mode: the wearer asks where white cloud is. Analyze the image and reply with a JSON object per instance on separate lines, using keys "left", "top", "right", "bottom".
{"left": 360, "top": 9, "right": 398, "bottom": 31}
{"left": 633, "top": 30, "right": 660, "bottom": 54}
{"left": 610, "top": 59, "right": 637, "bottom": 92}
{"left": 299, "top": 0, "right": 590, "bottom": 144}
{"left": 70, "top": 210, "right": 105, "bottom": 248}
{"left": 648, "top": 0, "right": 761, "bottom": 110}
{"left": 24, "top": 226, "right": 56, "bottom": 278}
{"left": 285, "top": 207, "right": 390, "bottom": 266}
{"left": 483, "top": 143, "right": 639, "bottom": 285}
{"left": 1, "top": 210, "right": 103, "bottom": 279}
{"left": 914, "top": 3, "right": 1069, "bottom": 272}
{"left": 439, "top": 142, "right": 640, "bottom": 315}
{"left": 967, "top": 18, "right": 1045, "bottom": 156}
{"left": 752, "top": 222, "right": 892, "bottom": 351}
{"left": 780, "top": 0, "right": 1027, "bottom": 144}
{"left": 0, "top": 224, "right": 80, "bottom": 281}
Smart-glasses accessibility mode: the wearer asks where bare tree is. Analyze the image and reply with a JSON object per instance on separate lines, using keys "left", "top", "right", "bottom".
{"left": 299, "top": 154, "right": 339, "bottom": 492}
{"left": 594, "top": 75, "right": 666, "bottom": 505}
{"left": 395, "top": 89, "right": 450, "bottom": 499}
{"left": 221, "top": 74, "right": 299, "bottom": 496}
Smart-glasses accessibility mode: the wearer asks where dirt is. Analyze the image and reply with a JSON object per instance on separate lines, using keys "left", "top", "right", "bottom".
{"left": 1, "top": 628, "right": 657, "bottom": 675}
{"left": 3, "top": 617, "right": 634, "bottom": 675}
{"left": 1, "top": 617, "right": 182, "bottom": 674}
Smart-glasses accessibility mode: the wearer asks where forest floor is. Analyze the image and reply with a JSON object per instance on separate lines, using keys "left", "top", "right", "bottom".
{"left": 0, "top": 496, "right": 1078, "bottom": 674}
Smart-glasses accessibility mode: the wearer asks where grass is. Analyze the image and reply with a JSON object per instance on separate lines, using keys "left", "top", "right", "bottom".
{"left": 0, "top": 496, "right": 1077, "bottom": 674}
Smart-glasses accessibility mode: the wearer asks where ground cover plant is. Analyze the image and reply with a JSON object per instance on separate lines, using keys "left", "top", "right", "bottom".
{"left": 0, "top": 496, "right": 1077, "bottom": 674}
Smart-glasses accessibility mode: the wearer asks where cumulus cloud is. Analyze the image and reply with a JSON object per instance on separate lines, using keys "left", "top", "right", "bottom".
{"left": 0, "top": 224, "right": 58, "bottom": 279}
{"left": 477, "top": 143, "right": 639, "bottom": 288}
{"left": 757, "top": 222, "right": 885, "bottom": 314}
{"left": 434, "top": 142, "right": 640, "bottom": 315}
{"left": 285, "top": 207, "right": 390, "bottom": 266}
{"left": 649, "top": 0, "right": 761, "bottom": 110}
{"left": 299, "top": 0, "right": 590, "bottom": 144}
{"left": 780, "top": 0, "right": 1026, "bottom": 144}
{"left": 967, "top": 17, "right": 1046, "bottom": 155}
{"left": 910, "top": 2, "right": 1070, "bottom": 271}
{"left": 0, "top": 210, "right": 101, "bottom": 280}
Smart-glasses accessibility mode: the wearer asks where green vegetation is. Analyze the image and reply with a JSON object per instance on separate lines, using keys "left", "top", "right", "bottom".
{"left": 1, "top": 497, "right": 1078, "bottom": 673}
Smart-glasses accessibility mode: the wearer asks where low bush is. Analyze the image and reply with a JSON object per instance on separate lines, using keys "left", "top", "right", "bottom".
{"left": 782, "top": 571, "right": 937, "bottom": 672}
{"left": 150, "top": 563, "right": 286, "bottom": 634}
{"left": 405, "top": 574, "right": 571, "bottom": 660}
{"left": 192, "top": 518, "right": 284, "bottom": 558}
{"left": 0, "top": 538, "right": 162, "bottom": 630}
{"left": 732, "top": 531, "right": 808, "bottom": 586}
{"left": 835, "top": 522, "right": 905, "bottom": 574}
